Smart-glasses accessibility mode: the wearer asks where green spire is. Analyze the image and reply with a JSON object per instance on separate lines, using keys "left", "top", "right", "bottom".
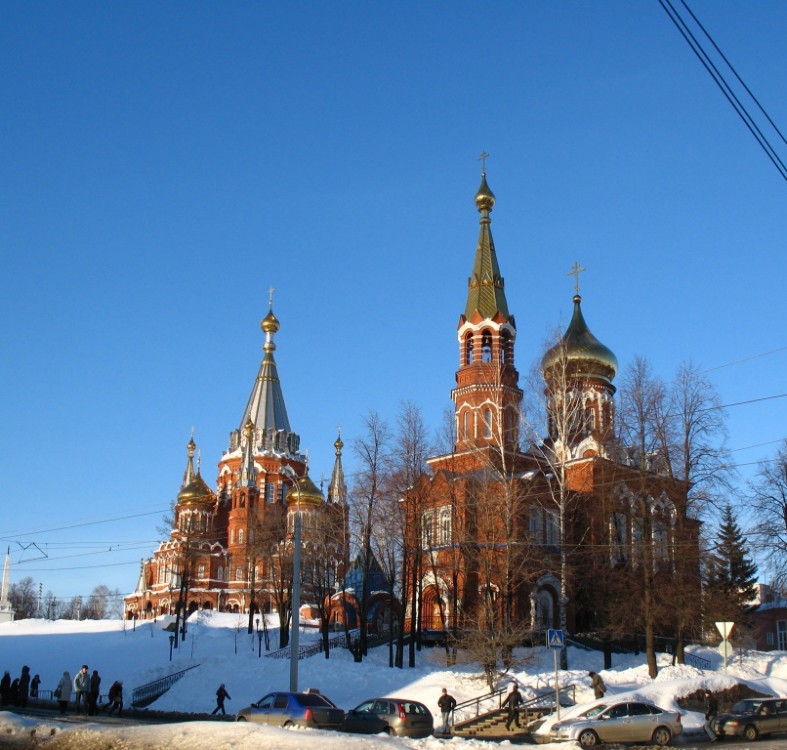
{"left": 463, "top": 172, "right": 510, "bottom": 322}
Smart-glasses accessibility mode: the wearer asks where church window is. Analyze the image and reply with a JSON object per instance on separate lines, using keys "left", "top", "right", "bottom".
{"left": 481, "top": 330, "right": 493, "bottom": 362}
{"left": 197, "top": 564, "right": 205, "bottom": 579}
{"left": 238, "top": 528, "right": 244, "bottom": 545}
{"left": 421, "top": 510, "right": 435, "bottom": 548}
{"left": 483, "top": 408, "right": 493, "bottom": 438}
{"left": 611, "top": 512, "right": 628, "bottom": 563}
{"left": 529, "top": 508, "right": 543, "bottom": 542}
{"left": 438, "top": 508, "right": 452, "bottom": 544}
{"left": 545, "top": 510, "right": 559, "bottom": 547}
{"left": 585, "top": 405, "right": 595, "bottom": 432}
{"left": 501, "top": 330, "right": 512, "bottom": 364}
{"left": 217, "top": 566, "right": 223, "bottom": 581}
{"left": 266, "top": 482, "right": 275, "bottom": 503}
{"left": 653, "top": 520, "right": 669, "bottom": 563}
{"left": 464, "top": 332, "right": 474, "bottom": 365}
{"left": 249, "top": 528, "right": 254, "bottom": 543}
{"left": 278, "top": 484, "right": 286, "bottom": 503}
{"left": 235, "top": 566, "right": 243, "bottom": 581}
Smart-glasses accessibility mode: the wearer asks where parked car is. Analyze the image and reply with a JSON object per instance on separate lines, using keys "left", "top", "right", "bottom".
{"left": 235, "top": 689, "right": 345, "bottom": 730}
{"left": 343, "top": 697, "right": 434, "bottom": 738}
{"left": 549, "top": 700, "right": 682, "bottom": 747}
{"left": 712, "top": 697, "right": 787, "bottom": 741}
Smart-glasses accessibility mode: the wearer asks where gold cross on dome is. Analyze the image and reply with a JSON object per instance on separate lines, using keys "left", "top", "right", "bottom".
{"left": 478, "top": 151, "right": 490, "bottom": 174}
{"left": 268, "top": 286, "right": 275, "bottom": 308}
{"left": 568, "top": 262, "right": 586, "bottom": 294}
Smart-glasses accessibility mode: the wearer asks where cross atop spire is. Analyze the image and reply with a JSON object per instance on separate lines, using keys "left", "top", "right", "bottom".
{"left": 478, "top": 150, "right": 490, "bottom": 175}
{"left": 568, "top": 261, "right": 587, "bottom": 294}
{"left": 268, "top": 286, "right": 275, "bottom": 308}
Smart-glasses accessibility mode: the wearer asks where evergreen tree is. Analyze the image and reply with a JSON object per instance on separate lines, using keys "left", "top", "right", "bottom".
{"left": 705, "top": 503, "right": 758, "bottom": 627}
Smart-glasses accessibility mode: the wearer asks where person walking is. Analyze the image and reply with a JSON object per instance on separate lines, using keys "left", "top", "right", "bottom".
{"left": 437, "top": 687, "right": 456, "bottom": 733}
{"left": 30, "top": 674, "right": 40, "bottom": 699}
{"left": 0, "top": 671, "right": 10, "bottom": 705}
{"left": 17, "top": 666, "right": 31, "bottom": 708}
{"left": 704, "top": 689, "right": 718, "bottom": 741}
{"left": 211, "top": 683, "right": 231, "bottom": 715}
{"left": 55, "top": 671, "right": 71, "bottom": 715}
{"left": 88, "top": 669, "right": 101, "bottom": 716}
{"left": 502, "top": 683, "right": 523, "bottom": 731}
{"left": 107, "top": 680, "right": 123, "bottom": 717}
{"left": 73, "top": 665, "right": 90, "bottom": 715}
{"left": 589, "top": 671, "right": 606, "bottom": 699}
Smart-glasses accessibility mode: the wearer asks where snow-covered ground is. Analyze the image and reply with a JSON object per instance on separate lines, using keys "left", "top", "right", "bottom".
{"left": 1, "top": 612, "right": 787, "bottom": 749}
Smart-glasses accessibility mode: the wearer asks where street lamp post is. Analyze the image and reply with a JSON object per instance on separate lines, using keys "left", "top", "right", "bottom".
{"left": 282, "top": 465, "right": 302, "bottom": 692}
{"left": 169, "top": 634, "right": 175, "bottom": 661}
{"left": 256, "top": 616, "right": 263, "bottom": 658}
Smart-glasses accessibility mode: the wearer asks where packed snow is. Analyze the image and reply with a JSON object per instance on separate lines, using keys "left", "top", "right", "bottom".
{"left": 1, "top": 612, "right": 787, "bottom": 749}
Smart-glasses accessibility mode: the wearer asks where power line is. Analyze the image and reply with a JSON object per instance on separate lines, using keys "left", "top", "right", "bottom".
{"left": 658, "top": 0, "right": 787, "bottom": 183}
{"left": 0, "top": 508, "right": 169, "bottom": 541}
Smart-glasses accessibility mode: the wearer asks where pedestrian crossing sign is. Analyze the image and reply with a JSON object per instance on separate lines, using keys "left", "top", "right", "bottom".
{"left": 547, "top": 629, "right": 564, "bottom": 649}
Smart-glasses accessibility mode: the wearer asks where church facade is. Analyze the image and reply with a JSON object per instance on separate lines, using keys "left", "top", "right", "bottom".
{"left": 405, "top": 172, "right": 701, "bottom": 646}
{"left": 125, "top": 306, "right": 349, "bottom": 622}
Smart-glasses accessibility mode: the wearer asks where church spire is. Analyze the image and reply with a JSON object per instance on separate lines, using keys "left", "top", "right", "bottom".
{"left": 181, "top": 435, "right": 197, "bottom": 489}
{"left": 233, "top": 292, "right": 301, "bottom": 458}
{"left": 463, "top": 162, "right": 511, "bottom": 324}
{"left": 327, "top": 430, "right": 348, "bottom": 505}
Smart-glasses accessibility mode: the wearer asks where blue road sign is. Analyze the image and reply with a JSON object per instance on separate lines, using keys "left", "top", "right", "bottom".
{"left": 547, "top": 628, "right": 564, "bottom": 649}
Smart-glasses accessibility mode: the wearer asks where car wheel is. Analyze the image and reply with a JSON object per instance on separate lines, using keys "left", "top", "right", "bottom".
{"left": 384, "top": 727, "right": 395, "bottom": 737}
{"left": 743, "top": 724, "right": 758, "bottom": 741}
{"left": 236, "top": 716, "right": 247, "bottom": 722}
{"left": 578, "top": 729, "right": 600, "bottom": 747}
{"left": 652, "top": 726, "right": 672, "bottom": 746}
{"left": 283, "top": 720, "right": 294, "bottom": 728}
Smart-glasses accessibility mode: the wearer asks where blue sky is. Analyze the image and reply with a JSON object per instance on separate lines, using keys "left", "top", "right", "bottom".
{"left": 2, "top": 1, "right": 785, "bottom": 603}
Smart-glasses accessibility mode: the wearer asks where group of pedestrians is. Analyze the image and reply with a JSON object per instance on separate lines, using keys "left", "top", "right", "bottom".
{"left": 58, "top": 665, "right": 123, "bottom": 717}
{"left": 1, "top": 666, "right": 39, "bottom": 708}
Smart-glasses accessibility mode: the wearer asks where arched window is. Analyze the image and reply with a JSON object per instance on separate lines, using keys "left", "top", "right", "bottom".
{"left": 585, "top": 405, "right": 595, "bottom": 433}
{"left": 501, "top": 330, "right": 512, "bottom": 364}
{"left": 438, "top": 508, "right": 452, "bottom": 544}
{"left": 484, "top": 408, "right": 493, "bottom": 438}
{"left": 235, "top": 566, "right": 243, "bottom": 581}
{"left": 481, "top": 330, "right": 493, "bottom": 362}
{"left": 610, "top": 512, "right": 628, "bottom": 564}
{"left": 464, "top": 332, "right": 474, "bottom": 365}
{"left": 238, "top": 528, "right": 244, "bottom": 545}
{"left": 217, "top": 566, "right": 223, "bottom": 581}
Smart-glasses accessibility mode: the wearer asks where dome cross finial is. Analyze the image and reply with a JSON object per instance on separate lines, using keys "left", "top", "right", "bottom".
{"left": 478, "top": 150, "right": 490, "bottom": 175}
{"left": 568, "top": 261, "right": 587, "bottom": 294}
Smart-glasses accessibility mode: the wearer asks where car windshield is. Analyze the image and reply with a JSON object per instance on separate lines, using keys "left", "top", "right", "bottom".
{"left": 731, "top": 700, "right": 760, "bottom": 713}
{"left": 583, "top": 704, "right": 609, "bottom": 718}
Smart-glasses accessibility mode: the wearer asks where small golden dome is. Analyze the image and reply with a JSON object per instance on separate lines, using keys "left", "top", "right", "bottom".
{"left": 285, "top": 472, "right": 324, "bottom": 506}
{"left": 474, "top": 173, "right": 495, "bottom": 213}
{"left": 542, "top": 295, "right": 617, "bottom": 385}
{"left": 261, "top": 309, "right": 280, "bottom": 334}
{"left": 177, "top": 474, "right": 214, "bottom": 505}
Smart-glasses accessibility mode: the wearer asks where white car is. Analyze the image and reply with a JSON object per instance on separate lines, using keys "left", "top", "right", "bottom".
{"left": 549, "top": 700, "right": 682, "bottom": 747}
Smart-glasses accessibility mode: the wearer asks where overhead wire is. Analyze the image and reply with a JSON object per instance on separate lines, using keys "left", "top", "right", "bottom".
{"left": 657, "top": 0, "right": 787, "bottom": 182}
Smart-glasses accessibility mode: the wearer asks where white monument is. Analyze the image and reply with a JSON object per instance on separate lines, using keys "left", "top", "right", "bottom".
{"left": 0, "top": 548, "right": 16, "bottom": 623}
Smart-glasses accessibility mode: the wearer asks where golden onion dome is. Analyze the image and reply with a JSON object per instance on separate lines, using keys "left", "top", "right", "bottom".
{"left": 285, "top": 471, "right": 324, "bottom": 507}
{"left": 177, "top": 473, "right": 215, "bottom": 505}
{"left": 474, "top": 173, "right": 496, "bottom": 213}
{"left": 542, "top": 295, "right": 617, "bottom": 385}
{"left": 261, "top": 308, "right": 280, "bottom": 335}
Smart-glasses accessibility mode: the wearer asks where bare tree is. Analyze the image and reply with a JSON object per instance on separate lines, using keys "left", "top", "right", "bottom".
{"left": 748, "top": 440, "right": 787, "bottom": 587}
{"left": 9, "top": 577, "right": 37, "bottom": 620}
{"left": 351, "top": 411, "right": 393, "bottom": 660}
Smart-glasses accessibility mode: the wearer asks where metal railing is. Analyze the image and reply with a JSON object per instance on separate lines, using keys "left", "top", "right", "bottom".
{"left": 453, "top": 683, "right": 576, "bottom": 729}
{"left": 265, "top": 629, "right": 358, "bottom": 660}
{"left": 131, "top": 664, "right": 200, "bottom": 707}
{"left": 683, "top": 652, "right": 711, "bottom": 670}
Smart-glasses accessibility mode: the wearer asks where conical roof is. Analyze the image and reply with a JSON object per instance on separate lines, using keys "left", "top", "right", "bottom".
{"left": 542, "top": 295, "right": 617, "bottom": 385}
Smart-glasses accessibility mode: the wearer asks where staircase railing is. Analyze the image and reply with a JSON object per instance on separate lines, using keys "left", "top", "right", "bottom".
{"left": 265, "top": 629, "right": 359, "bottom": 660}
{"left": 131, "top": 664, "right": 200, "bottom": 707}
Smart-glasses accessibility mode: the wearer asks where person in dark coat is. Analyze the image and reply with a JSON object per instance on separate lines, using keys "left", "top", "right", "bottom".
{"left": 704, "top": 689, "right": 718, "bottom": 741}
{"left": 107, "top": 680, "right": 123, "bottom": 717}
{"left": 17, "top": 666, "right": 30, "bottom": 708}
{"left": 9, "top": 678, "right": 19, "bottom": 706}
{"left": 502, "top": 684, "right": 523, "bottom": 730}
{"left": 211, "top": 684, "right": 230, "bottom": 715}
{"left": 88, "top": 669, "right": 101, "bottom": 715}
{"left": 0, "top": 671, "right": 10, "bottom": 705}
{"left": 437, "top": 687, "right": 456, "bottom": 733}
{"left": 30, "top": 674, "right": 40, "bottom": 698}
{"left": 589, "top": 671, "right": 606, "bottom": 699}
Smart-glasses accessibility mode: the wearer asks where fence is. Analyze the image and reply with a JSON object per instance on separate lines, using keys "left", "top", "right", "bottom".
{"left": 131, "top": 664, "right": 200, "bottom": 707}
